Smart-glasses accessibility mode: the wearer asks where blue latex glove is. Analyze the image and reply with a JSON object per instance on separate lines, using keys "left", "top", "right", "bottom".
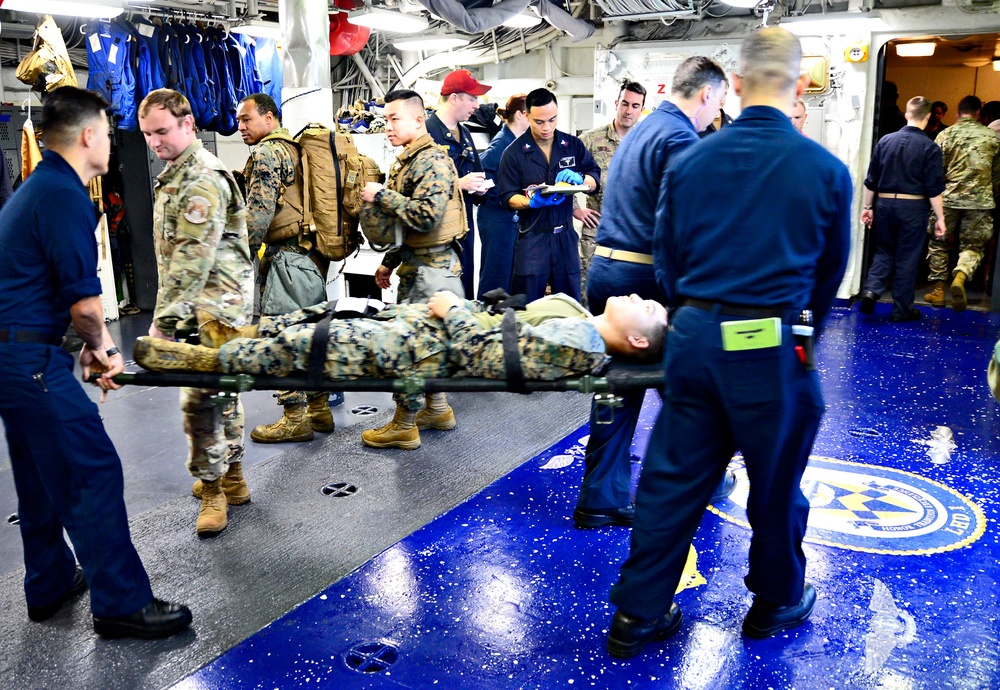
{"left": 555, "top": 169, "right": 584, "bottom": 185}
{"left": 529, "top": 191, "right": 565, "bottom": 208}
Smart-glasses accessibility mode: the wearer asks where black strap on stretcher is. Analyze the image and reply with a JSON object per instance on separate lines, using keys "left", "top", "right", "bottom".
{"left": 307, "top": 311, "right": 333, "bottom": 387}
{"left": 501, "top": 308, "right": 529, "bottom": 394}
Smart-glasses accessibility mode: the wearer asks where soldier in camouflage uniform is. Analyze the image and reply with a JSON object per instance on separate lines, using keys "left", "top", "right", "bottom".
{"left": 139, "top": 89, "right": 254, "bottom": 536}
{"left": 132, "top": 292, "right": 668, "bottom": 453}
{"left": 236, "top": 93, "right": 334, "bottom": 444}
{"left": 925, "top": 95, "right": 1000, "bottom": 311}
{"left": 575, "top": 81, "right": 646, "bottom": 308}
{"left": 359, "top": 89, "right": 467, "bottom": 449}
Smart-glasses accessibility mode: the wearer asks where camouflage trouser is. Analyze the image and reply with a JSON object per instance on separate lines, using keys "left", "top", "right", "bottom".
{"left": 180, "top": 388, "right": 245, "bottom": 480}
{"left": 927, "top": 207, "right": 995, "bottom": 282}
{"left": 395, "top": 248, "right": 461, "bottom": 302}
{"left": 579, "top": 233, "right": 597, "bottom": 310}
{"left": 261, "top": 242, "right": 329, "bottom": 409}
{"left": 221, "top": 305, "right": 451, "bottom": 413}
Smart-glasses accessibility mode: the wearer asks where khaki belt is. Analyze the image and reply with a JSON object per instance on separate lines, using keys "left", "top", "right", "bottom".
{"left": 881, "top": 193, "right": 925, "bottom": 200}
{"left": 405, "top": 244, "right": 453, "bottom": 256}
{"left": 595, "top": 245, "right": 654, "bottom": 265}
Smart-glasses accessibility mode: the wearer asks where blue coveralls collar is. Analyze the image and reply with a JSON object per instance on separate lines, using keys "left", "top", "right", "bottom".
{"left": 515, "top": 129, "right": 575, "bottom": 165}
{"left": 734, "top": 105, "right": 799, "bottom": 129}
{"left": 426, "top": 112, "right": 466, "bottom": 142}
{"left": 38, "top": 149, "right": 87, "bottom": 188}
{"left": 657, "top": 101, "right": 698, "bottom": 134}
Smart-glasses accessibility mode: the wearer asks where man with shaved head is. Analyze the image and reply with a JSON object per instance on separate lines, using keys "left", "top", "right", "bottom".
{"left": 606, "top": 27, "right": 852, "bottom": 658}
{"left": 359, "top": 89, "right": 467, "bottom": 450}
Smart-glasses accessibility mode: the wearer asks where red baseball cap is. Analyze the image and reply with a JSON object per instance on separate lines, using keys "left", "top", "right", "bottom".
{"left": 441, "top": 69, "right": 492, "bottom": 97}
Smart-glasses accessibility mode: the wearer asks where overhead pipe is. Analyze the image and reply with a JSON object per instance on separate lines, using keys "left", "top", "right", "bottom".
{"left": 280, "top": 0, "right": 334, "bottom": 128}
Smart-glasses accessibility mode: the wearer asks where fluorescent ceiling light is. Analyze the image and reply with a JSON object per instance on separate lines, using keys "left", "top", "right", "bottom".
{"left": 347, "top": 7, "right": 429, "bottom": 34}
{"left": 0, "top": 0, "right": 123, "bottom": 17}
{"left": 230, "top": 19, "right": 282, "bottom": 40}
{"left": 718, "top": 0, "right": 763, "bottom": 8}
{"left": 779, "top": 12, "right": 886, "bottom": 36}
{"left": 392, "top": 34, "right": 470, "bottom": 51}
{"left": 501, "top": 10, "right": 543, "bottom": 28}
{"left": 895, "top": 42, "right": 935, "bottom": 57}
{"left": 994, "top": 58, "right": 1000, "bottom": 72}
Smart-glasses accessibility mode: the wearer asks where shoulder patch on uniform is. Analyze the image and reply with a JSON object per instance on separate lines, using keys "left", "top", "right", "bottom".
{"left": 183, "top": 196, "right": 212, "bottom": 224}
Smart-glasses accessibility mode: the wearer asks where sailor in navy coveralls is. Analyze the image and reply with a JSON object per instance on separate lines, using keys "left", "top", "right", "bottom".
{"left": 497, "top": 88, "right": 600, "bottom": 303}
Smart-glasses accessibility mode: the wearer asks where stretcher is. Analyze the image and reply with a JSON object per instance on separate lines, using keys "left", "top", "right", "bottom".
{"left": 101, "top": 360, "right": 665, "bottom": 423}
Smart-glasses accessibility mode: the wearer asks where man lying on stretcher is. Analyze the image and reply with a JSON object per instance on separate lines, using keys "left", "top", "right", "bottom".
{"left": 134, "top": 291, "right": 667, "bottom": 450}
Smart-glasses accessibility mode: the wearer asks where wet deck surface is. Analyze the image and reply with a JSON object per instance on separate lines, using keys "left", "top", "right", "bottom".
{"left": 2, "top": 301, "right": 999, "bottom": 689}
{"left": 182, "top": 301, "right": 1000, "bottom": 689}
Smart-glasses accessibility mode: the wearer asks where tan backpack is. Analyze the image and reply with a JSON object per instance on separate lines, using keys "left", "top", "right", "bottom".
{"left": 294, "top": 123, "right": 384, "bottom": 261}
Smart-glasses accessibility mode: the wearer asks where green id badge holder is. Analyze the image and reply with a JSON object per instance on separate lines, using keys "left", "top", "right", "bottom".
{"left": 720, "top": 318, "right": 782, "bottom": 351}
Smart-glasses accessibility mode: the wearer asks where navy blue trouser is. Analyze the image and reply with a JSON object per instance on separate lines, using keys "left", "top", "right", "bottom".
{"left": 610, "top": 305, "right": 823, "bottom": 617}
{"left": 576, "top": 256, "right": 661, "bottom": 510}
{"left": 476, "top": 204, "right": 517, "bottom": 298}
{"left": 510, "top": 228, "right": 581, "bottom": 303}
{"left": 864, "top": 199, "right": 929, "bottom": 318}
{"left": 0, "top": 343, "right": 153, "bottom": 618}
{"left": 459, "top": 204, "right": 477, "bottom": 300}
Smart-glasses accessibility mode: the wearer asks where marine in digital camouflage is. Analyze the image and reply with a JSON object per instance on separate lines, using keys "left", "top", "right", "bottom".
{"left": 218, "top": 295, "right": 610, "bottom": 412}
{"left": 926, "top": 117, "right": 1000, "bottom": 282}
{"left": 153, "top": 139, "right": 254, "bottom": 480}
{"left": 242, "top": 128, "right": 323, "bottom": 409}
{"left": 936, "top": 116, "right": 1000, "bottom": 210}
{"left": 153, "top": 140, "right": 255, "bottom": 337}
{"left": 242, "top": 127, "right": 298, "bottom": 252}
{"left": 360, "top": 134, "right": 462, "bottom": 301}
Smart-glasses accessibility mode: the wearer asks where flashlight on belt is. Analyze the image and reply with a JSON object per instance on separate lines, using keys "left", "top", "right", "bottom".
{"left": 793, "top": 310, "right": 815, "bottom": 370}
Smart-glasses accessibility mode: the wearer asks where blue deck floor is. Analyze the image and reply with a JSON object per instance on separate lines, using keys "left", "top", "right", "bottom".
{"left": 173, "top": 302, "right": 1000, "bottom": 689}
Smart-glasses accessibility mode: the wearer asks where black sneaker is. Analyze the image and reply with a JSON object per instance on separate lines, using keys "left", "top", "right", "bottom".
{"left": 607, "top": 604, "right": 683, "bottom": 658}
{"left": 742, "top": 582, "right": 817, "bottom": 639}
{"left": 93, "top": 598, "right": 193, "bottom": 639}
{"left": 27, "top": 566, "right": 88, "bottom": 622}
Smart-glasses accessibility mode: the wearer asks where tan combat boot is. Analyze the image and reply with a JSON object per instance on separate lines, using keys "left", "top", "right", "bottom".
{"left": 133, "top": 338, "right": 222, "bottom": 372}
{"left": 415, "top": 393, "right": 457, "bottom": 431}
{"left": 361, "top": 406, "right": 420, "bottom": 450}
{"left": 196, "top": 309, "right": 259, "bottom": 348}
{"left": 250, "top": 404, "right": 314, "bottom": 443}
{"left": 950, "top": 271, "right": 968, "bottom": 312}
{"left": 196, "top": 478, "right": 228, "bottom": 535}
{"left": 307, "top": 396, "right": 335, "bottom": 433}
{"left": 924, "top": 280, "right": 947, "bottom": 307}
{"left": 191, "top": 462, "right": 251, "bottom": 505}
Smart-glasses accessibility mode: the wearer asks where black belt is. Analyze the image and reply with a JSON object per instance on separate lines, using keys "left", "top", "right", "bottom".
{"left": 0, "top": 328, "right": 61, "bottom": 344}
{"left": 681, "top": 298, "right": 792, "bottom": 320}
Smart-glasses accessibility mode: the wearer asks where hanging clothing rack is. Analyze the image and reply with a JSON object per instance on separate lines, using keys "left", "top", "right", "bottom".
{"left": 126, "top": 4, "right": 232, "bottom": 23}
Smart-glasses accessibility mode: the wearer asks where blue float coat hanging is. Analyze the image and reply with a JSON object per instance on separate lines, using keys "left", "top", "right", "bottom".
{"left": 128, "top": 18, "right": 167, "bottom": 102}
{"left": 254, "top": 38, "right": 283, "bottom": 107}
{"left": 86, "top": 20, "right": 138, "bottom": 130}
